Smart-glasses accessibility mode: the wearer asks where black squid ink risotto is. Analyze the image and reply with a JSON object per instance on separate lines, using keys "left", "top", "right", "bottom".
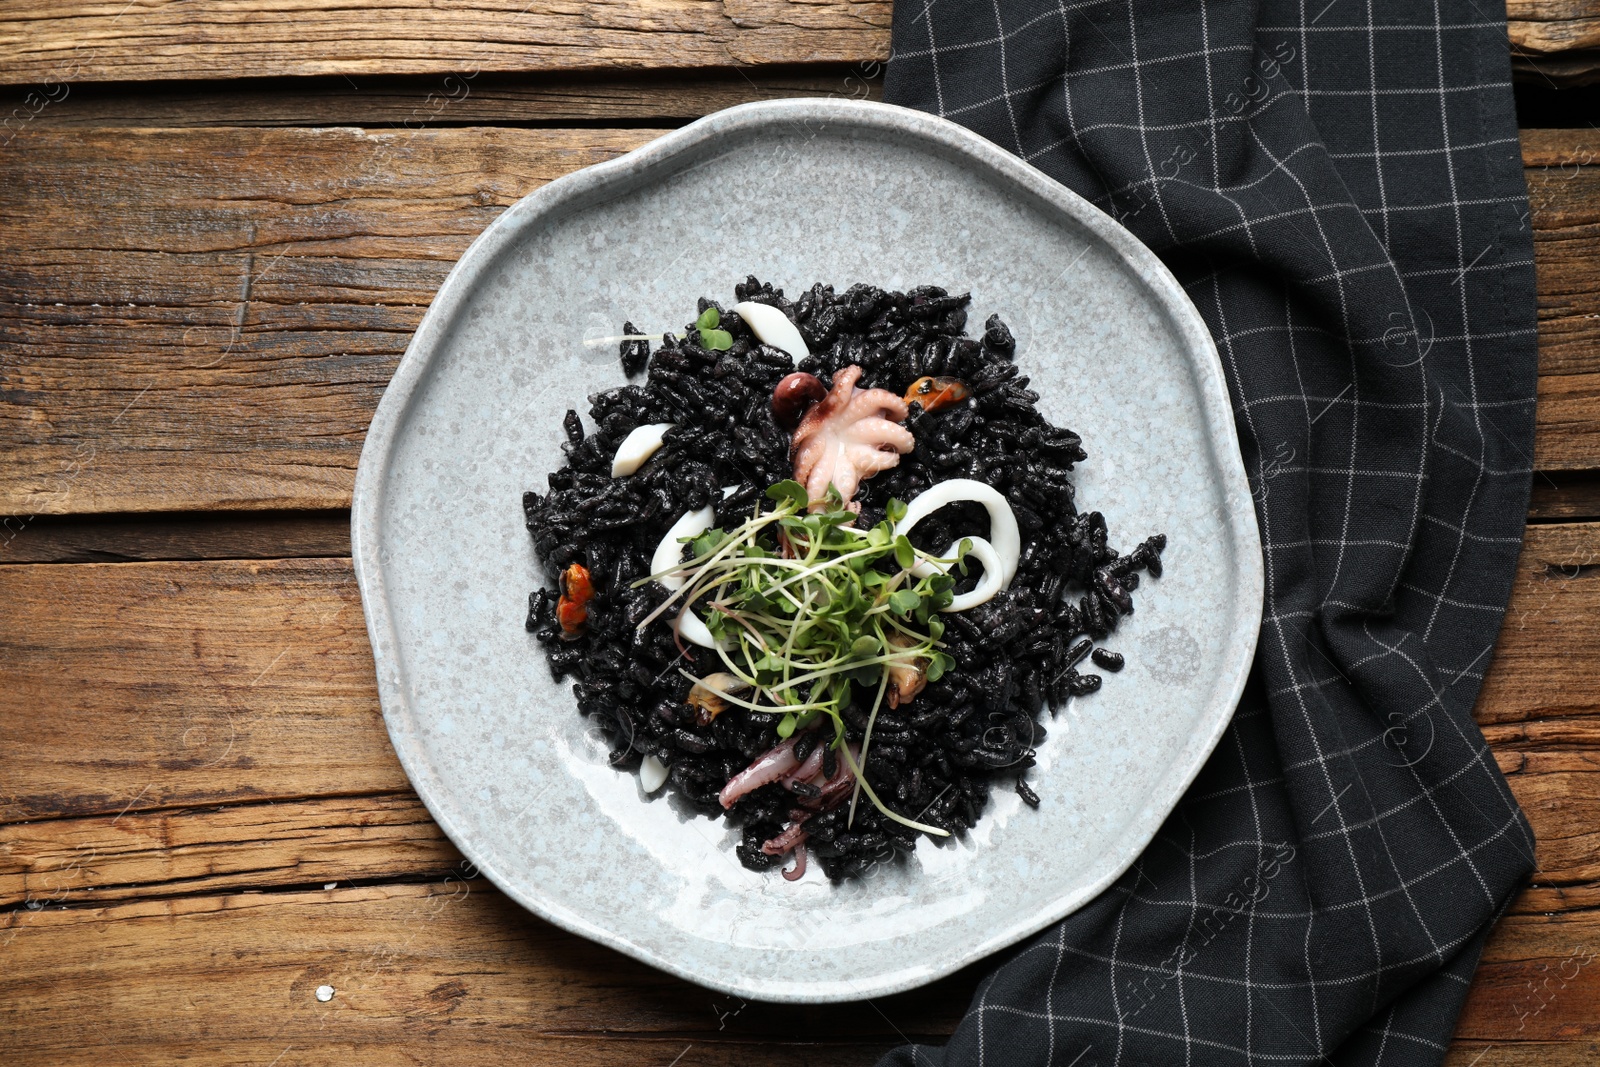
{"left": 523, "top": 276, "right": 1166, "bottom": 882}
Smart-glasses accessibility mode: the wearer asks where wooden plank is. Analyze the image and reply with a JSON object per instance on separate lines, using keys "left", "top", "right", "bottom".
{"left": 1525, "top": 130, "right": 1600, "bottom": 474}
{"left": 1487, "top": 721, "right": 1600, "bottom": 885}
{"left": 24, "top": 69, "right": 883, "bottom": 128}
{"left": 1459, "top": 906, "right": 1600, "bottom": 1043}
{"left": 1528, "top": 471, "right": 1600, "bottom": 520}
{"left": 5, "top": 712, "right": 1594, "bottom": 908}
{"left": 0, "top": 1, "right": 1582, "bottom": 86}
{"left": 1525, "top": 130, "right": 1600, "bottom": 381}
{"left": 1447, "top": 1045, "right": 1600, "bottom": 1067}
{"left": 0, "top": 511, "right": 350, "bottom": 563}
{"left": 0, "top": 793, "right": 460, "bottom": 909}
{"left": 0, "top": 877, "right": 1593, "bottom": 1063}
{"left": 0, "top": 557, "right": 406, "bottom": 823}
{"left": 1535, "top": 372, "right": 1600, "bottom": 471}
{"left": 0, "top": 883, "right": 970, "bottom": 1053}
{"left": 1513, "top": 50, "right": 1600, "bottom": 85}
{"left": 3, "top": 465, "right": 1593, "bottom": 565}
{"left": 1475, "top": 522, "right": 1600, "bottom": 726}
{"left": 1510, "top": 0, "right": 1600, "bottom": 56}
{"left": 0, "top": 125, "right": 651, "bottom": 515}
{"left": 0, "top": 1, "right": 893, "bottom": 85}
{"left": 2, "top": 522, "right": 1597, "bottom": 871}
{"left": 2, "top": 127, "right": 1599, "bottom": 516}
{"left": 1, "top": 1040, "right": 894, "bottom": 1067}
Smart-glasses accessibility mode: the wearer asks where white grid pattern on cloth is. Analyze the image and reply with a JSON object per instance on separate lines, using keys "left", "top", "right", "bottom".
{"left": 877, "top": 1, "right": 1538, "bottom": 1064}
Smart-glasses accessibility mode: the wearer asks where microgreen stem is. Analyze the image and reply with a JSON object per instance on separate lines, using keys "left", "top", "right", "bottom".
{"left": 848, "top": 668, "right": 890, "bottom": 829}
{"left": 675, "top": 669, "right": 835, "bottom": 714}
{"left": 838, "top": 740, "right": 951, "bottom": 837}
{"left": 582, "top": 332, "right": 663, "bottom": 347}
{"left": 644, "top": 482, "right": 957, "bottom": 791}
{"left": 634, "top": 507, "right": 791, "bottom": 630}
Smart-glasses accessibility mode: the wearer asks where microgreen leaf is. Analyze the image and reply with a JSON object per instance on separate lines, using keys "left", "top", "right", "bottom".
{"left": 660, "top": 481, "right": 955, "bottom": 777}
{"left": 847, "top": 664, "right": 881, "bottom": 686}
{"left": 767, "top": 480, "right": 809, "bottom": 512}
{"left": 889, "top": 589, "right": 921, "bottom": 616}
{"left": 702, "top": 328, "right": 733, "bottom": 351}
{"left": 696, "top": 307, "right": 720, "bottom": 332}
{"left": 691, "top": 530, "right": 727, "bottom": 558}
{"left": 893, "top": 535, "right": 915, "bottom": 572}
{"left": 886, "top": 497, "right": 908, "bottom": 524}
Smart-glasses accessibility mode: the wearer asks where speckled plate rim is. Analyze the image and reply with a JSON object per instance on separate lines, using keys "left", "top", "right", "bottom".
{"left": 352, "top": 98, "right": 1264, "bottom": 1003}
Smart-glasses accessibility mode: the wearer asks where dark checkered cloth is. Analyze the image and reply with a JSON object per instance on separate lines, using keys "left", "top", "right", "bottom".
{"left": 879, "top": 2, "right": 1538, "bottom": 1064}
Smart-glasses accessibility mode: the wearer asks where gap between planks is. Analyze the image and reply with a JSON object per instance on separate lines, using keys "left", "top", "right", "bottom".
{"left": 15, "top": 68, "right": 885, "bottom": 128}
{"left": 6, "top": 475, "right": 1600, "bottom": 564}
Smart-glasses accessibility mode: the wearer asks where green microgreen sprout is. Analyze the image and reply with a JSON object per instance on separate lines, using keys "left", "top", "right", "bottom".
{"left": 694, "top": 306, "right": 734, "bottom": 352}
{"left": 633, "top": 479, "right": 965, "bottom": 837}
{"left": 583, "top": 308, "right": 734, "bottom": 351}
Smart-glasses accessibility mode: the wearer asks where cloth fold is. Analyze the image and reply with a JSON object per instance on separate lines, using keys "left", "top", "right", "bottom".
{"left": 880, "top": 2, "right": 1538, "bottom": 1064}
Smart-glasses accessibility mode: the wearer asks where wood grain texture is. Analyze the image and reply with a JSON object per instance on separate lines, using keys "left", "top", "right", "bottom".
{"left": 2, "top": 522, "right": 1596, "bottom": 869}
{"left": 0, "top": 557, "right": 406, "bottom": 823}
{"left": 0, "top": 793, "right": 459, "bottom": 908}
{"left": 0, "top": 125, "right": 651, "bottom": 514}
{"left": 1447, "top": 1045, "right": 1600, "bottom": 1067}
{"left": 1525, "top": 130, "right": 1600, "bottom": 472}
{"left": 0, "top": 882, "right": 971, "bottom": 1057}
{"left": 1, "top": 1041, "right": 896, "bottom": 1067}
{"left": 3, "top": 713, "right": 1594, "bottom": 908}
{"left": 2, "top": 127, "right": 1599, "bottom": 516}
{"left": 1510, "top": 0, "right": 1600, "bottom": 55}
{"left": 0, "top": 2, "right": 1584, "bottom": 86}
{"left": 0, "top": 877, "right": 1592, "bottom": 1064}
{"left": 1513, "top": 50, "right": 1600, "bottom": 85}
{"left": 1516, "top": 128, "right": 1600, "bottom": 396}
{"left": 1458, "top": 906, "right": 1600, "bottom": 1043}
{"left": 1528, "top": 470, "right": 1600, "bottom": 520}
{"left": 0, "top": 1, "right": 893, "bottom": 85}
{"left": 1476, "top": 522, "right": 1600, "bottom": 727}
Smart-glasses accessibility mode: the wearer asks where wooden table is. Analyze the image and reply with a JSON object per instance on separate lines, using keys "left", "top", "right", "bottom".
{"left": 2, "top": 4, "right": 1598, "bottom": 1064}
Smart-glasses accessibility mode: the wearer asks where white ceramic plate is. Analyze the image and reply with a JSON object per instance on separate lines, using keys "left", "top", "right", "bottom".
{"left": 352, "top": 100, "right": 1262, "bottom": 1003}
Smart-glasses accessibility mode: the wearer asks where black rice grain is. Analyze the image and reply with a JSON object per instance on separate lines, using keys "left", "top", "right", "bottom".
{"left": 1092, "top": 648, "right": 1126, "bottom": 672}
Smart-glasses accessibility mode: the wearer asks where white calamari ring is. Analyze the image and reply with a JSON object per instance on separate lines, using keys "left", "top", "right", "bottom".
{"left": 611, "top": 423, "right": 675, "bottom": 478}
{"left": 639, "top": 754, "right": 669, "bottom": 793}
{"left": 675, "top": 601, "right": 723, "bottom": 651}
{"left": 894, "top": 478, "right": 1021, "bottom": 610}
{"left": 650, "top": 487, "right": 739, "bottom": 649}
{"left": 731, "top": 301, "right": 810, "bottom": 360}
{"left": 918, "top": 535, "right": 1007, "bottom": 613}
{"left": 651, "top": 503, "right": 715, "bottom": 593}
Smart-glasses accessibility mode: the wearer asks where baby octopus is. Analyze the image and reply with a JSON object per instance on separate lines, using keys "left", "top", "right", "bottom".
{"left": 789, "top": 365, "right": 915, "bottom": 511}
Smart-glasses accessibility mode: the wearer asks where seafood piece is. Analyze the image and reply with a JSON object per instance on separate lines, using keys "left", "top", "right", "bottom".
{"left": 732, "top": 300, "right": 810, "bottom": 360}
{"left": 790, "top": 365, "right": 915, "bottom": 510}
{"left": 611, "top": 423, "right": 675, "bottom": 477}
